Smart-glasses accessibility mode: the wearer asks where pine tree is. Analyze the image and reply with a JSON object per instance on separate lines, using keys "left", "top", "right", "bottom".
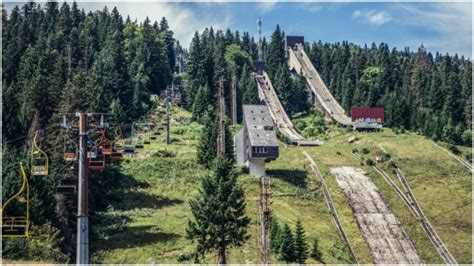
{"left": 278, "top": 224, "right": 296, "bottom": 263}
{"left": 294, "top": 220, "right": 309, "bottom": 264}
{"left": 187, "top": 158, "right": 250, "bottom": 264}
{"left": 330, "top": 239, "right": 353, "bottom": 263}
{"left": 310, "top": 239, "right": 322, "bottom": 262}
{"left": 266, "top": 25, "right": 285, "bottom": 78}
{"left": 270, "top": 216, "right": 281, "bottom": 252}
{"left": 241, "top": 65, "right": 259, "bottom": 106}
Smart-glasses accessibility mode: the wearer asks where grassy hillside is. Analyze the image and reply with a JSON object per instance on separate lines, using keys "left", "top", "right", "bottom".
{"left": 297, "top": 117, "right": 472, "bottom": 264}
{"left": 91, "top": 107, "right": 471, "bottom": 264}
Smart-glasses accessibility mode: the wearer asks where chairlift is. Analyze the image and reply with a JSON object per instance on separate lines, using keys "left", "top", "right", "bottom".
{"left": 110, "top": 151, "right": 124, "bottom": 161}
{"left": 123, "top": 139, "right": 136, "bottom": 154}
{"left": 31, "top": 131, "right": 49, "bottom": 176}
{"left": 88, "top": 154, "right": 105, "bottom": 171}
{"left": 1, "top": 163, "right": 30, "bottom": 237}
{"left": 135, "top": 135, "right": 145, "bottom": 148}
{"left": 63, "top": 133, "right": 78, "bottom": 162}
{"left": 56, "top": 180, "right": 77, "bottom": 195}
{"left": 100, "top": 129, "right": 113, "bottom": 155}
{"left": 123, "top": 145, "right": 136, "bottom": 154}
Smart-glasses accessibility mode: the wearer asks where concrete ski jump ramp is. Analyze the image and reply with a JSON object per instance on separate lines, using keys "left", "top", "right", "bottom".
{"left": 255, "top": 72, "right": 322, "bottom": 146}
{"left": 288, "top": 44, "right": 352, "bottom": 126}
{"left": 331, "top": 166, "right": 422, "bottom": 264}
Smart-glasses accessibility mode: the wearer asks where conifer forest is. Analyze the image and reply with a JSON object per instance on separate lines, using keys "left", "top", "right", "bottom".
{"left": 2, "top": 1, "right": 472, "bottom": 264}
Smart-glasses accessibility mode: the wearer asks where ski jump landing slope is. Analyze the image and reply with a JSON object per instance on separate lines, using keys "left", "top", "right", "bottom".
{"left": 288, "top": 44, "right": 352, "bottom": 126}
{"left": 255, "top": 72, "right": 322, "bottom": 146}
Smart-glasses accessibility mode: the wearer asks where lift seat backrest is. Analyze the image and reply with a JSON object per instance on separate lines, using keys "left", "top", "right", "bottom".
{"left": 88, "top": 156, "right": 105, "bottom": 171}
{"left": 2, "top": 217, "right": 28, "bottom": 237}
{"left": 64, "top": 153, "right": 78, "bottom": 161}
{"left": 110, "top": 152, "right": 124, "bottom": 161}
{"left": 56, "top": 185, "right": 77, "bottom": 195}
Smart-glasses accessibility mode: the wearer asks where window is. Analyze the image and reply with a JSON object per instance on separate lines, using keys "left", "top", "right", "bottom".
{"left": 264, "top": 126, "right": 273, "bottom": 131}
{"left": 253, "top": 146, "right": 268, "bottom": 154}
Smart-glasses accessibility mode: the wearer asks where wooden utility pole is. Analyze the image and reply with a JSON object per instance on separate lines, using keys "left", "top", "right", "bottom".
{"left": 259, "top": 176, "right": 271, "bottom": 264}
{"left": 217, "top": 76, "right": 226, "bottom": 156}
{"left": 165, "top": 86, "right": 171, "bottom": 145}
{"left": 76, "top": 112, "right": 89, "bottom": 264}
{"left": 231, "top": 75, "right": 237, "bottom": 125}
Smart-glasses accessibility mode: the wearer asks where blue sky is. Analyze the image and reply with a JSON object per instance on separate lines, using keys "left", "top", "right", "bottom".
{"left": 4, "top": 1, "right": 472, "bottom": 57}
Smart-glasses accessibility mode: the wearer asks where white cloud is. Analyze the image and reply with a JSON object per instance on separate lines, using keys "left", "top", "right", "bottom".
{"left": 257, "top": 1, "right": 279, "bottom": 14}
{"left": 77, "top": 2, "right": 232, "bottom": 47}
{"left": 298, "top": 3, "right": 323, "bottom": 13}
{"left": 394, "top": 2, "right": 471, "bottom": 56}
{"left": 352, "top": 9, "right": 392, "bottom": 26}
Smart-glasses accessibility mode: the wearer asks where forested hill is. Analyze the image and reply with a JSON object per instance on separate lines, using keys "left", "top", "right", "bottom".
{"left": 304, "top": 41, "right": 472, "bottom": 145}
{"left": 2, "top": 1, "right": 177, "bottom": 143}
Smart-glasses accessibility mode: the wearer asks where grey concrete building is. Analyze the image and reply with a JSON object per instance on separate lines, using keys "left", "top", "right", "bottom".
{"left": 235, "top": 105, "right": 279, "bottom": 177}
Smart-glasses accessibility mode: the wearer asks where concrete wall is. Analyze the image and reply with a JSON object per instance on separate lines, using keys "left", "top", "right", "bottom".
{"left": 249, "top": 158, "right": 266, "bottom": 177}
{"left": 235, "top": 129, "right": 244, "bottom": 165}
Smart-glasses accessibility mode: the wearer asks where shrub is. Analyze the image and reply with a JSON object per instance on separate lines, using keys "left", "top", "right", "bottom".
{"left": 448, "top": 144, "right": 460, "bottom": 155}
{"left": 365, "top": 158, "right": 374, "bottom": 166}
{"left": 2, "top": 222, "right": 70, "bottom": 263}
{"left": 464, "top": 151, "right": 472, "bottom": 162}
{"left": 151, "top": 149, "right": 177, "bottom": 158}
{"left": 382, "top": 152, "right": 391, "bottom": 161}
{"left": 352, "top": 148, "right": 359, "bottom": 154}
{"left": 388, "top": 160, "right": 397, "bottom": 169}
{"left": 361, "top": 148, "right": 370, "bottom": 154}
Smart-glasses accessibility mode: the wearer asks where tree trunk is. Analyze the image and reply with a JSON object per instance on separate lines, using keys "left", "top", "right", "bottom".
{"left": 217, "top": 246, "right": 226, "bottom": 265}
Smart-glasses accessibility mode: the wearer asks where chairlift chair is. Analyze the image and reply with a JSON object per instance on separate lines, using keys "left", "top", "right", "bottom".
{"left": 63, "top": 133, "right": 78, "bottom": 162}
{"left": 56, "top": 180, "right": 77, "bottom": 195}
{"left": 1, "top": 163, "right": 30, "bottom": 237}
{"left": 31, "top": 131, "right": 49, "bottom": 176}
{"left": 123, "top": 145, "right": 136, "bottom": 154}
{"left": 88, "top": 154, "right": 105, "bottom": 171}
{"left": 100, "top": 130, "right": 113, "bottom": 155}
{"left": 110, "top": 151, "right": 124, "bottom": 161}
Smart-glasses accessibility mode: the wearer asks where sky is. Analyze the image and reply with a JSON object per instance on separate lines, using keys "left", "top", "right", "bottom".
{"left": 4, "top": 1, "right": 472, "bottom": 57}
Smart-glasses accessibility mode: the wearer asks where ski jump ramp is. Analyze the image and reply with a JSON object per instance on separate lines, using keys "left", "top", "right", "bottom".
{"left": 288, "top": 43, "right": 352, "bottom": 126}
{"left": 255, "top": 72, "right": 322, "bottom": 146}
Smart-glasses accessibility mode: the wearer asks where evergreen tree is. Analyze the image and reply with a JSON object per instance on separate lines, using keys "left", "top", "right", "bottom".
{"left": 330, "top": 239, "right": 353, "bottom": 263}
{"left": 278, "top": 224, "right": 296, "bottom": 263}
{"left": 294, "top": 220, "right": 309, "bottom": 264}
{"left": 270, "top": 216, "right": 281, "bottom": 252}
{"left": 266, "top": 25, "right": 285, "bottom": 78}
{"left": 187, "top": 158, "right": 250, "bottom": 264}
{"left": 159, "top": 17, "right": 176, "bottom": 71}
{"left": 310, "top": 239, "right": 323, "bottom": 262}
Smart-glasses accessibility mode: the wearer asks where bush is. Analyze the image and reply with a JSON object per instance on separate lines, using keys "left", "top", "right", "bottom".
{"left": 151, "top": 149, "right": 177, "bottom": 158}
{"left": 2, "top": 222, "right": 70, "bottom": 263}
{"left": 365, "top": 158, "right": 374, "bottom": 166}
{"left": 388, "top": 160, "right": 397, "bottom": 169}
{"left": 352, "top": 148, "right": 359, "bottom": 154}
{"left": 464, "top": 151, "right": 472, "bottom": 162}
{"left": 361, "top": 147, "right": 370, "bottom": 154}
{"left": 448, "top": 144, "right": 461, "bottom": 155}
{"left": 461, "top": 130, "right": 472, "bottom": 146}
{"left": 382, "top": 152, "right": 391, "bottom": 161}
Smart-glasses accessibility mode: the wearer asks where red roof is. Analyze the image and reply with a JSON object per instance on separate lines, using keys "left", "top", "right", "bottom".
{"left": 351, "top": 107, "right": 384, "bottom": 123}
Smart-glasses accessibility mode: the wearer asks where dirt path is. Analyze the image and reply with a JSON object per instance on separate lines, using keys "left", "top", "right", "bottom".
{"left": 331, "top": 166, "right": 422, "bottom": 264}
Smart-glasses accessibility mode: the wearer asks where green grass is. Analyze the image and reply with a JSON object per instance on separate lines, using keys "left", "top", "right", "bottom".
{"left": 301, "top": 126, "right": 472, "bottom": 264}
{"left": 93, "top": 108, "right": 471, "bottom": 264}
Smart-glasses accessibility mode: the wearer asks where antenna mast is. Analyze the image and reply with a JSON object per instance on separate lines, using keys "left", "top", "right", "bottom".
{"left": 258, "top": 17, "right": 263, "bottom": 61}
